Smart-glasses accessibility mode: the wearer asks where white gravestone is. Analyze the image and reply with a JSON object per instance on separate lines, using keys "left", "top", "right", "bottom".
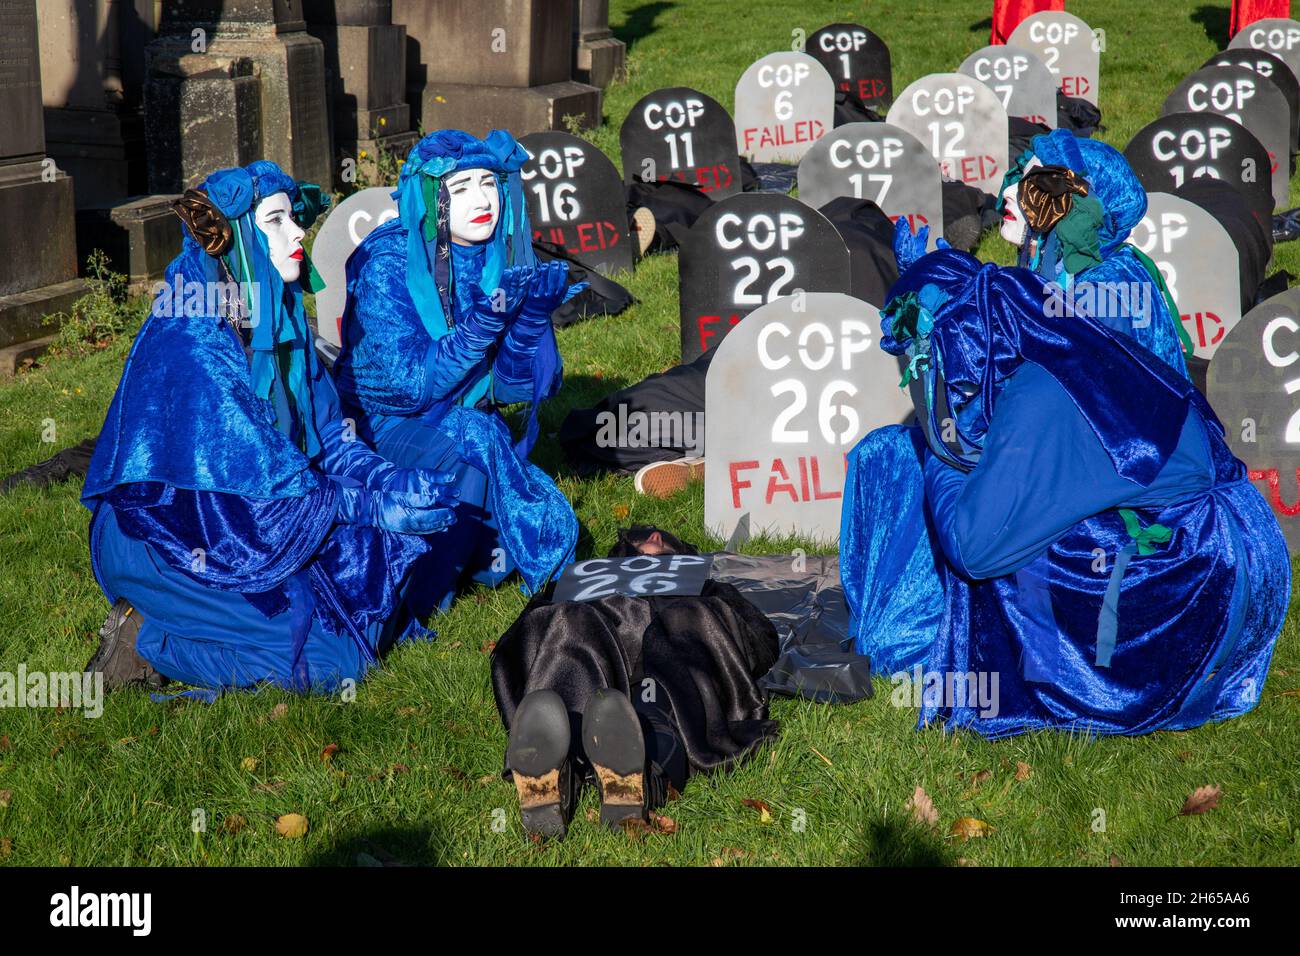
{"left": 1007, "top": 10, "right": 1099, "bottom": 104}
{"left": 886, "top": 73, "right": 1009, "bottom": 197}
{"left": 311, "top": 186, "right": 398, "bottom": 347}
{"left": 734, "top": 51, "right": 835, "bottom": 163}
{"left": 959, "top": 44, "right": 1057, "bottom": 127}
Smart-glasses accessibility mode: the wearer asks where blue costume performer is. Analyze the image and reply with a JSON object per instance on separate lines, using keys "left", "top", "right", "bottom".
{"left": 83, "top": 162, "right": 461, "bottom": 693}
{"left": 335, "top": 130, "right": 580, "bottom": 615}
{"left": 840, "top": 249, "right": 1289, "bottom": 737}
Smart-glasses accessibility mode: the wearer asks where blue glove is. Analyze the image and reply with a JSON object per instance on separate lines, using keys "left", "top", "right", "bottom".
{"left": 334, "top": 485, "right": 457, "bottom": 535}
{"left": 422, "top": 274, "right": 524, "bottom": 397}
{"left": 371, "top": 466, "right": 461, "bottom": 503}
{"left": 517, "top": 260, "right": 588, "bottom": 324}
{"left": 892, "top": 217, "right": 931, "bottom": 273}
{"left": 495, "top": 261, "right": 585, "bottom": 391}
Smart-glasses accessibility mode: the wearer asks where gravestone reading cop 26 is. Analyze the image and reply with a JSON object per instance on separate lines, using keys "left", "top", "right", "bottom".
{"left": 678, "top": 193, "right": 850, "bottom": 363}
{"left": 1126, "top": 192, "right": 1241, "bottom": 360}
{"left": 1162, "top": 65, "right": 1289, "bottom": 210}
{"left": 958, "top": 45, "right": 1057, "bottom": 127}
{"left": 885, "top": 73, "right": 1008, "bottom": 197}
{"left": 310, "top": 186, "right": 398, "bottom": 348}
{"left": 704, "top": 293, "right": 914, "bottom": 543}
{"left": 1202, "top": 49, "right": 1300, "bottom": 152}
{"left": 733, "top": 51, "right": 835, "bottom": 163}
{"left": 796, "top": 122, "right": 944, "bottom": 246}
{"left": 620, "top": 87, "right": 741, "bottom": 197}
{"left": 520, "top": 131, "right": 633, "bottom": 276}
{"left": 1123, "top": 113, "right": 1275, "bottom": 224}
{"left": 806, "top": 23, "right": 893, "bottom": 109}
{"left": 1007, "top": 9, "right": 1099, "bottom": 104}
{"left": 1228, "top": 17, "right": 1300, "bottom": 87}
{"left": 1206, "top": 287, "right": 1300, "bottom": 554}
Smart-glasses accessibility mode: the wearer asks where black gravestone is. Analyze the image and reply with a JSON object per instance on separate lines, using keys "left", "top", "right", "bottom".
{"left": 520, "top": 131, "right": 634, "bottom": 276}
{"left": 620, "top": 87, "right": 742, "bottom": 198}
{"left": 1162, "top": 66, "right": 1289, "bottom": 210}
{"left": 678, "top": 193, "right": 850, "bottom": 362}
{"left": 958, "top": 44, "right": 1056, "bottom": 127}
{"left": 806, "top": 23, "right": 892, "bottom": 109}
{"left": 1202, "top": 48, "right": 1300, "bottom": 152}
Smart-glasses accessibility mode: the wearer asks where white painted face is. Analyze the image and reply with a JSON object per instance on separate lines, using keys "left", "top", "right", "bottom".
{"left": 999, "top": 156, "right": 1042, "bottom": 247}
{"left": 447, "top": 169, "right": 500, "bottom": 245}
{"left": 254, "top": 192, "right": 306, "bottom": 283}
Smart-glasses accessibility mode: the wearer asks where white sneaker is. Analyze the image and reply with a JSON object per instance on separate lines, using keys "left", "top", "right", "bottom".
{"left": 633, "top": 457, "right": 705, "bottom": 499}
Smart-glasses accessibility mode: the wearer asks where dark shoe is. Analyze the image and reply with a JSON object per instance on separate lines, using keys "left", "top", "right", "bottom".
{"left": 506, "top": 689, "right": 578, "bottom": 840}
{"left": 84, "top": 599, "right": 167, "bottom": 691}
{"left": 0, "top": 438, "right": 97, "bottom": 495}
{"left": 582, "top": 688, "right": 656, "bottom": 830}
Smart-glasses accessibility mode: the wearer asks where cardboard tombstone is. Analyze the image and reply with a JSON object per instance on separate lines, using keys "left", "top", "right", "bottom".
{"left": 958, "top": 44, "right": 1057, "bottom": 127}
{"left": 796, "top": 122, "right": 944, "bottom": 245}
{"left": 1228, "top": 17, "right": 1300, "bottom": 87}
{"left": 734, "top": 51, "right": 836, "bottom": 163}
{"left": 519, "top": 131, "right": 634, "bottom": 276}
{"left": 1206, "top": 287, "right": 1300, "bottom": 554}
{"left": 806, "top": 23, "right": 893, "bottom": 109}
{"left": 620, "top": 87, "right": 742, "bottom": 197}
{"left": 310, "top": 186, "right": 399, "bottom": 347}
{"left": 1007, "top": 10, "right": 1099, "bottom": 104}
{"left": 704, "top": 292, "right": 913, "bottom": 543}
{"left": 885, "top": 73, "right": 1009, "bottom": 196}
{"left": 1202, "top": 48, "right": 1300, "bottom": 152}
{"left": 1162, "top": 65, "right": 1289, "bottom": 209}
{"left": 1123, "top": 113, "right": 1275, "bottom": 222}
{"left": 551, "top": 553, "right": 714, "bottom": 603}
{"left": 1125, "top": 192, "right": 1241, "bottom": 360}
{"left": 678, "top": 193, "right": 850, "bottom": 362}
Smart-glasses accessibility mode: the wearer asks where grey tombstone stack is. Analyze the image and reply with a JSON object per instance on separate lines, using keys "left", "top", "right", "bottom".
{"left": 796, "top": 122, "right": 944, "bottom": 246}
{"left": 704, "top": 293, "right": 914, "bottom": 543}
{"left": 1007, "top": 10, "right": 1099, "bottom": 104}
{"left": 958, "top": 45, "right": 1057, "bottom": 127}
{"left": 734, "top": 52, "right": 835, "bottom": 164}
{"left": 572, "top": 0, "right": 625, "bottom": 89}
{"left": 0, "top": 0, "right": 85, "bottom": 375}
{"left": 886, "top": 73, "right": 1008, "bottom": 197}
{"left": 394, "top": 0, "right": 601, "bottom": 137}
{"left": 1228, "top": 17, "right": 1300, "bottom": 86}
{"left": 144, "top": 0, "right": 334, "bottom": 193}
{"left": 1126, "top": 192, "right": 1241, "bottom": 360}
{"left": 304, "top": 0, "right": 419, "bottom": 186}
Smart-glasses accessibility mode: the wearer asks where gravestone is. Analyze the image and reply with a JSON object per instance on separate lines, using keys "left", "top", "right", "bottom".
{"left": 1123, "top": 113, "right": 1275, "bottom": 223}
{"left": 1126, "top": 192, "right": 1241, "bottom": 360}
{"left": 1007, "top": 10, "right": 1099, "bottom": 104}
{"left": 310, "top": 186, "right": 398, "bottom": 347}
{"left": 796, "top": 122, "right": 944, "bottom": 245}
{"left": 0, "top": 0, "right": 85, "bottom": 371}
{"left": 734, "top": 52, "right": 835, "bottom": 163}
{"left": 806, "top": 23, "right": 892, "bottom": 109}
{"left": 958, "top": 45, "right": 1057, "bottom": 127}
{"left": 1162, "top": 65, "right": 1289, "bottom": 209}
{"left": 520, "top": 131, "right": 633, "bottom": 276}
{"left": 1228, "top": 17, "right": 1300, "bottom": 86}
{"left": 678, "top": 193, "right": 850, "bottom": 362}
{"left": 1202, "top": 48, "right": 1300, "bottom": 152}
{"left": 704, "top": 292, "right": 913, "bottom": 543}
{"left": 394, "top": 0, "right": 601, "bottom": 137}
{"left": 572, "top": 0, "right": 625, "bottom": 89}
{"left": 886, "top": 73, "right": 1008, "bottom": 196}
{"left": 1206, "top": 287, "right": 1300, "bottom": 553}
{"left": 620, "top": 87, "right": 741, "bottom": 197}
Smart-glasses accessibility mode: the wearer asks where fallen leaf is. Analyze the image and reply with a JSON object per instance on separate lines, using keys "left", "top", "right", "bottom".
{"left": 0, "top": 735, "right": 10, "bottom": 752}
{"left": 240, "top": 757, "right": 259, "bottom": 773}
{"left": 0, "top": 837, "right": 11, "bottom": 859}
{"left": 396, "top": 707, "right": 419, "bottom": 717}
{"left": 321, "top": 743, "right": 340, "bottom": 762}
{"left": 275, "top": 813, "right": 309, "bottom": 838}
{"left": 741, "top": 798, "right": 773, "bottom": 823}
{"left": 612, "top": 504, "right": 630, "bottom": 521}
{"left": 1014, "top": 761, "right": 1032, "bottom": 781}
{"left": 949, "top": 817, "right": 994, "bottom": 840}
{"left": 1063, "top": 755, "right": 1074, "bottom": 766}
{"left": 957, "top": 857, "right": 979, "bottom": 867}
{"left": 479, "top": 639, "right": 497, "bottom": 654}
{"left": 219, "top": 814, "right": 247, "bottom": 835}
{"left": 649, "top": 812, "right": 677, "bottom": 834}
{"left": 478, "top": 774, "right": 497, "bottom": 787}
{"left": 269, "top": 703, "right": 288, "bottom": 721}
{"left": 0, "top": 790, "right": 11, "bottom": 809}
{"left": 970, "top": 769, "right": 992, "bottom": 786}
{"left": 1109, "top": 853, "right": 1123, "bottom": 867}
{"left": 1280, "top": 688, "right": 1300, "bottom": 697}
{"left": 906, "top": 786, "right": 939, "bottom": 829}
{"left": 441, "top": 765, "right": 468, "bottom": 781}
{"left": 255, "top": 780, "right": 287, "bottom": 793}
{"left": 1179, "top": 784, "right": 1221, "bottom": 816}
{"left": 585, "top": 808, "right": 599, "bottom": 823}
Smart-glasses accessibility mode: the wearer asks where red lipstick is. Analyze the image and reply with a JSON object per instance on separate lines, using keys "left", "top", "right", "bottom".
{"left": 471, "top": 213, "right": 492, "bottom": 224}
{"left": 290, "top": 248, "right": 304, "bottom": 260}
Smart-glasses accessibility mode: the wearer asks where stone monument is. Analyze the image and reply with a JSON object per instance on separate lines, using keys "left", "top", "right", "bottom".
{"left": 572, "top": 0, "right": 625, "bottom": 89}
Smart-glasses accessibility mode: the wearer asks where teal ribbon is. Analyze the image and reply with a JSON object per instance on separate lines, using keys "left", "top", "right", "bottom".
{"left": 1095, "top": 509, "right": 1173, "bottom": 667}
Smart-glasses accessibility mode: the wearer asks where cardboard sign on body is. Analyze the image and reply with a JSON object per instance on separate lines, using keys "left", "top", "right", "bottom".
{"left": 551, "top": 553, "right": 714, "bottom": 604}
{"left": 678, "top": 193, "right": 850, "bottom": 362}
{"left": 885, "top": 73, "right": 1009, "bottom": 196}
{"left": 796, "top": 122, "right": 944, "bottom": 246}
{"left": 520, "top": 131, "right": 634, "bottom": 276}
{"left": 1126, "top": 192, "right": 1241, "bottom": 360}
{"left": 704, "top": 292, "right": 914, "bottom": 543}
{"left": 310, "top": 186, "right": 399, "bottom": 347}
{"left": 734, "top": 51, "right": 836, "bottom": 163}
{"left": 620, "top": 87, "right": 742, "bottom": 197}
{"left": 1228, "top": 17, "right": 1300, "bottom": 87}
{"left": 1201, "top": 48, "right": 1300, "bottom": 151}
{"left": 1007, "top": 10, "right": 1099, "bottom": 104}
{"left": 806, "top": 23, "right": 893, "bottom": 109}
{"left": 958, "top": 44, "right": 1057, "bottom": 127}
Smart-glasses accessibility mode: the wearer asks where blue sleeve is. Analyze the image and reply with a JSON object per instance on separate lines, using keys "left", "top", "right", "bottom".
{"left": 308, "top": 353, "right": 400, "bottom": 487}
{"left": 492, "top": 319, "right": 562, "bottom": 405}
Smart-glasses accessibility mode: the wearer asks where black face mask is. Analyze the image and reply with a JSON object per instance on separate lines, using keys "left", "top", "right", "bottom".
{"left": 607, "top": 525, "right": 700, "bottom": 558}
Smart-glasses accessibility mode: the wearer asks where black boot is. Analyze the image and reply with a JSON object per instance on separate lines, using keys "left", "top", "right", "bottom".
{"left": 506, "top": 689, "right": 579, "bottom": 840}
{"left": 84, "top": 599, "right": 167, "bottom": 691}
{"left": 583, "top": 687, "right": 660, "bottom": 829}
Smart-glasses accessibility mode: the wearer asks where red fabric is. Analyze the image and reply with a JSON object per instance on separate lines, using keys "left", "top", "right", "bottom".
{"left": 990, "top": 0, "right": 1066, "bottom": 45}
{"left": 1230, "top": 0, "right": 1291, "bottom": 36}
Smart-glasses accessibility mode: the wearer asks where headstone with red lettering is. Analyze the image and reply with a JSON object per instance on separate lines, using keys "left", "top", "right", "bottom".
{"left": 1126, "top": 192, "right": 1240, "bottom": 361}
{"left": 796, "top": 122, "right": 944, "bottom": 246}
{"left": 958, "top": 45, "right": 1057, "bottom": 127}
{"left": 734, "top": 51, "right": 835, "bottom": 163}
{"left": 885, "top": 73, "right": 1008, "bottom": 196}
{"left": 1228, "top": 17, "right": 1300, "bottom": 86}
{"left": 620, "top": 87, "right": 742, "bottom": 197}
{"left": 1162, "top": 66, "right": 1289, "bottom": 209}
{"left": 704, "top": 292, "right": 913, "bottom": 543}
{"left": 806, "top": 23, "right": 892, "bottom": 109}
{"left": 678, "top": 193, "right": 850, "bottom": 362}
{"left": 1007, "top": 10, "right": 1099, "bottom": 104}
{"left": 1202, "top": 48, "right": 1300, "bottom": 152}
{"left": 520, "top": 131, "right": 633, "bottom": 276}
{"left": 311, "top": 186, "right": 399, "bottom": 347}
{"left": 1206, "top": 286, "right": 1300, "bottom": 553}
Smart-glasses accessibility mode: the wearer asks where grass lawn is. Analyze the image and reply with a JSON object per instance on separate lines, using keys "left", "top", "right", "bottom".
{"left": 1, "top": 0, "right": 1298, "bottom": 867}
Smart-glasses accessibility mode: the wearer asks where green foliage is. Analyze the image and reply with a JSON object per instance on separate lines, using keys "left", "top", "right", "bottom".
{"left": 43, "top": 250, "right": 148, "bottom": 359}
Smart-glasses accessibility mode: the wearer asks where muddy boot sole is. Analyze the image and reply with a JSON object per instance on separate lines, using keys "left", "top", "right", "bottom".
{"left": 506, "top": 689, "right": 574, "bottom": 840}
{"left": 582, "top": 688, "right": 647, "bottom": 830}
